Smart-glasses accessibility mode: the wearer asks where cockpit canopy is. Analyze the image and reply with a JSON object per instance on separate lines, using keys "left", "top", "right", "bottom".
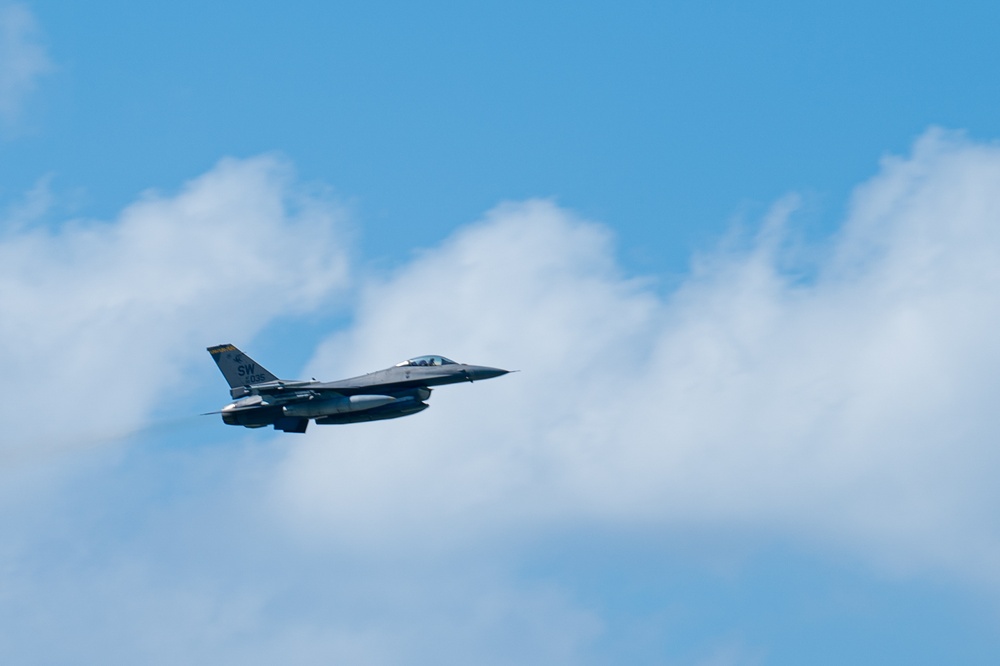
{"left": 395, "top": 355, "right": 458, "bottom": 367}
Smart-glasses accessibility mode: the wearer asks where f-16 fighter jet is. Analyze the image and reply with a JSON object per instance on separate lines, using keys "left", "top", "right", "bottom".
{"left": 207, "top": 344, "right": 510, "bottom": 433}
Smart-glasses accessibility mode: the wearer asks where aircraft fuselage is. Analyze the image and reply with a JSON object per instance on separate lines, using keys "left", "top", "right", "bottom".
{"left": 208, "top": 347, "right": 509, "bottom": 433}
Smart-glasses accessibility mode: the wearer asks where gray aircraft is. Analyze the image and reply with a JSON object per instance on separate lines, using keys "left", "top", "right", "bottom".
{"left": 206, "top": 344, "right": 510, "bottom": 433}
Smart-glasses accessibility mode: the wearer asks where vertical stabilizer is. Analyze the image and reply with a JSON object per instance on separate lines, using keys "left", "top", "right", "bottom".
{"left": 207, "top": 344, "right": 280, "bottom": 388}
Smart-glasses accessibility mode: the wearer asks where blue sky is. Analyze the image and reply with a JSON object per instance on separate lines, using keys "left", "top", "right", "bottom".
{"left": 13, "top": 1, "right": 1000, "bottom": 271}
{"left": 3, "top": 2, "right": 1000, "bottom": 664}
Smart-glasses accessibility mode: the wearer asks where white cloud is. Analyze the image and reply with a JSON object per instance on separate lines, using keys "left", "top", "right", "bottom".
{"left": 0, "top": 154, "right": 610, "bottom": 665}
{"left": 0, "top": 2, "right": 51, "bottom": 127}
{"left": 0, "top": 154, "right": 350, "bottom": 453}
{"left": 0, "top": 545, "right": 600, "bottom": 665}
{"left": 276, "top": 128, "right": 1000, "bottom": 585}
{"left": 2, "top": 129, "right": 1000, "bottom": 663}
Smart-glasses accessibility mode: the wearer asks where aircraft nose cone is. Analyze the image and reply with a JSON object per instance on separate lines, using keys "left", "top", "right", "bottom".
{"left": 466, "top": 365, "right": 510, "bottom": 381}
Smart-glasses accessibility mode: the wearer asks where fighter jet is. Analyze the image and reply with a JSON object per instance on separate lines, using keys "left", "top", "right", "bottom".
{"left": 206, "top": 344, "right": 510, "bottom": 433}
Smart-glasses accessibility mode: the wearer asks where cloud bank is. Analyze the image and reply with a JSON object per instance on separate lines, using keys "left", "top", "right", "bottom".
{"left": 281, "top": 128, "right": 1000, "bottom": 584}
{"left": 0, "top": 2, "right": 51, "bottom": 127}
{"left": 2, "top": 129, "right": 1000, "bottom": 663}
{"left": 0, "top": 155, "right": 350, "bottom": 450}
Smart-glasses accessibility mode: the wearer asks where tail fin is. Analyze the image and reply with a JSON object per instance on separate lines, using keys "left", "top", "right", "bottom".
{"left": 207, "top": 344, "right": 279, "bottom": 388}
